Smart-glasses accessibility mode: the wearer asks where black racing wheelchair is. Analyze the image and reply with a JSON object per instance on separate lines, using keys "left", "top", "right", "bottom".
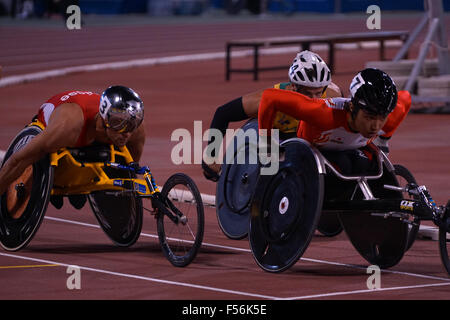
{"left": 216, "top": 119, "right": 450, "bottom": 274}
{"left": 217, "top": 119, "right": 344, "bottom": 239}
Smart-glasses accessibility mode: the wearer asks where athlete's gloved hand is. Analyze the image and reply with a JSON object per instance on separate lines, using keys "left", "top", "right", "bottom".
{"left": 129, "top": 162, "right": 149, "bottom": 174}
{"left": 202, "top": 160, "right": 220, "bottom": 182}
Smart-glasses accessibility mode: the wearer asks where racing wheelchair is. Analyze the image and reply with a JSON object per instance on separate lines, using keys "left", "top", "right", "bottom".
{"left": 215, "top": 119, "right": 450, "bottom": 274}
{"left": 0, "top": 120, "right": 204, "bottom": 267}
{"left": 216, "top": 119, "right": 344, "bottom": 239}
{"left": 249, "top": 137, "right": 450, "bottom": 273}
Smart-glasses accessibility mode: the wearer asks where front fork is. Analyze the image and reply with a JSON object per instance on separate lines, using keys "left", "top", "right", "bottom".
{"left": 383, "top": 183, "right": 448, "bottom": 228}
{"left": 142, "top": 170, "right": 186, "bottom": 225}
{"left": 323, "top": 183, "right": 449, "bottom": 229}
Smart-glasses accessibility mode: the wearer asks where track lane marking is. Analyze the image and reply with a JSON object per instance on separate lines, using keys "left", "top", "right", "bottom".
{"left": 44, "top": 216, "right": 450, "bottom": 282}
{"left": 0, "top": 41, "right": 403, "bottom": 88}
{"left": 283, "top": 281, "right": 450, "bottom": 300}
{"left": 0, "top": 216, "right": 448, "bottom": 299}
{"left": 0, "top": 252, "right": 279, "bottom": 300}
{"left": 1, "top": 250, "right": 449, "bottom": 300}
{"left": 0, "top": 264, "right": 60, "bottom": 269}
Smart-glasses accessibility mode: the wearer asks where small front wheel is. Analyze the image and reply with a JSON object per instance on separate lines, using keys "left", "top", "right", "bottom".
{"left": 439, "top": 216, "right": 450, "bottom": 275}
{"left": 394, "top": 164, "right": 420, "bottom": 251}
{"left": 157, "top": 173, "right": 204, "bottom": 267}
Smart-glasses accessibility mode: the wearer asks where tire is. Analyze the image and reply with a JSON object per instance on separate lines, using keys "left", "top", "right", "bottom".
{"left": 316, "top": 213, "right": 343, "bottom": 237}
{"left": 88, "top": 190, "right": 143, "bottom": 247}
{"left": 0, "top": 125, "right": 53, "bottom": 251}
{"left": 339, "top": 162, "right": 409, "bottom": 269}
{"left": 88, "top": 152, "right": 143, "bottom": 247}
{"left": 393, "top": 164, "right": 420, "bottom": 251}
{"left": 157, "top": 173, "right": 204, "bottom": 267}
{"left": 249, "top": 138, "right": 324, "bottom": 272}
{"left": 216, "top": 119, "right": 260, "bottom": 240}
{"left": 439, "top": 215, "right": 450, "bottom": 275}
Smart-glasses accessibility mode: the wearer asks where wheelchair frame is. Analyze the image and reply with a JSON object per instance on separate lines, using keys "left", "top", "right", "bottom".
{"left": 0, "top": 121, "right": 204, "bottom": 267}
{"left": 250, "top": 137, "right": 450, "bottom": 274}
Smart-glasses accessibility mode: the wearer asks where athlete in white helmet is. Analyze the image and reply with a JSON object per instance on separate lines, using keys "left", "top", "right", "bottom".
{"left": 202, "top": 50, "right": 342, "bottom": 181}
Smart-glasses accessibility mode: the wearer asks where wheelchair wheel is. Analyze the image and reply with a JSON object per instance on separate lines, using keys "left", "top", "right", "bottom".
{"left": 0, "top": 125, "right": 53, "bottom": 251}
{"left": 393, "top": 164, "right": 420, "bottom": 251}
{"left": 88, "top": 164, "right": 143, "bottom": 247}
{"left": 157, "top": 173, "right": 204, "bottom": 267}
{"left": 439, "top": 213, "right": 450, "bottom": 275}
{"left": 339, "top": 162, "right": 409, "bottom": 269}
{"left": 216, "top": 119, "right": 260, "bottom": 240}
{"left": 316, "top": 213, "right": 343, "bottom": 237}
{"left": 249, "top": 139, "right": 324, "bottom": 272}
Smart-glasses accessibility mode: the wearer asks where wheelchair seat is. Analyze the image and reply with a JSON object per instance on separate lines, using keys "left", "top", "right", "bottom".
{"left": 68, "top": 144, "right": 111, "bottom": 163}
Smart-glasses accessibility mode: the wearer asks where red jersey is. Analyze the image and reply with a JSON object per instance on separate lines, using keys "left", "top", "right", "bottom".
{"left": 37, "top": 90, "right": 100, "bottom": 147}
{"left": 258, "top": 89, "right": 411, "bottom": 151}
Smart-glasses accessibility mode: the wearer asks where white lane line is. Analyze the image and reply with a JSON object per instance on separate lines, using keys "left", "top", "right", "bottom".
{"left": 0, "top": 49, "right": 284, "bottom": 88}
{"left": 2, "top": 240, "right": 449, "bottom": 301}
{"left": 0, "top": 252, "right": 279, "bottom": 300}
{"left": 299, "top": 257, "right": 450, "bottom": 282}
{"left": 1, "top": 215, "right": 448, "bottom": 300}
{"left": 44, "top": 216, "right": 450, "bottom": 282}
{"left": 0, "top": 40, "right": 403, "bottom": 88}
{"left": 284, "top": 282, "right": 450, "bottom": 300}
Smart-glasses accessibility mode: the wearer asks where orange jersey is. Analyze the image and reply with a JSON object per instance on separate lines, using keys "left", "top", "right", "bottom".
{"left": 271, "top": 82, "right": 329, "bottom": 133}
{"left": 258, "top": 88, "right": 411, "bottom": 151}
{"left": 37, "top": 90, "right": 100, "bottom": 147}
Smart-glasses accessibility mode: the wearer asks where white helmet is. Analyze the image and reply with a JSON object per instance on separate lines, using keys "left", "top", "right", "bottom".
{"left": 288, "top": 50, "right": 331, "bottom": 88}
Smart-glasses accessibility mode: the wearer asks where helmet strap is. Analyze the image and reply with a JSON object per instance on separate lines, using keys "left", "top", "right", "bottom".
{"left": 347, "top": 101, "right": 359, "bottom": 120}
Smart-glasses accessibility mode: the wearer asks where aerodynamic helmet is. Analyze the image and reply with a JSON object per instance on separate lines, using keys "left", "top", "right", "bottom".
{"left": 288, "top": 50, "right": 331, "bottom": 88}
{"left": 349, "top": 68, "right": 398, "bottom": 117}
{"left": 99, "top": 85, "right": 144, "bottom": 133}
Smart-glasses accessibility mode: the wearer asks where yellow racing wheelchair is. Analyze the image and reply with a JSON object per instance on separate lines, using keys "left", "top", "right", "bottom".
{"left": 0, "top": 120, "right": 204, "bottom": 267}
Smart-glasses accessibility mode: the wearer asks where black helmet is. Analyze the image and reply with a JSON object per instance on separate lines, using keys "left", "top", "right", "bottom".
{"left": 349, "top": 68, "right": 397, "bottom": 117}
{"left": 99, "top": 85, "right": 144, "bottom": 133}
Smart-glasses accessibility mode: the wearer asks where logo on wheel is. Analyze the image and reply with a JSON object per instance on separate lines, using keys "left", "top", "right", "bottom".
{"left": 279, "top": 197, "right": 289, "bottom": 215}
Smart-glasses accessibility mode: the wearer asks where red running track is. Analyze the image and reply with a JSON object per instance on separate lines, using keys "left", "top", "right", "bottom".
{"left": 0, "top": 14, "right": 449, "bottom": 302}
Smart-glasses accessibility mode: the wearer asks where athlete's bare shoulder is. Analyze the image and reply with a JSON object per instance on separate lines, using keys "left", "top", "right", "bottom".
{"left": 325, "top": 82, "right": 343, "bottom": 98}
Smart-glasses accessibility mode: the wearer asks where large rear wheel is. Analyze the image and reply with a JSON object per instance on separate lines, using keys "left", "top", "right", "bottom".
{"left": 216, "top": 119, "right": 260, "bottom": 240}
{"left": 438, "top": 201, "right": 450, "bottom": 275}
{"left": 0, "top": 125, "right": 53, "bottom": 251}
{"left": 249, "top": 139, "right": 324, "bottom": 272}
{"left": 88, "top": 152, "right": 143, "bottom": 247}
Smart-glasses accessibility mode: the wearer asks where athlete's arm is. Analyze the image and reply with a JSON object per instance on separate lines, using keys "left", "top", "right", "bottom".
{"left": 379, "top": 91, "right": 412, "bottom": 139}
{"left": 373, "top": 91, "right": 411, "bottom": 155}
{"left": 206, "top": 90, "right": 265, "bottom": 158}
{"left": 242, "top": 90, "right": 264, "bottom": 118}
{"left": 202, "top": 89, "right": 264, "bottom": 179}
{"left": 325, "top": 82, "right": 343, "bottom": 98}
{"left": 0, "top": 103, "right": 84, "bottom": 195}
{"left": 258, "top": 88, "right": 334, "bottom": 133}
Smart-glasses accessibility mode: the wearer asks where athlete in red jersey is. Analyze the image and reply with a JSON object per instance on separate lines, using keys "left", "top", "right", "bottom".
{"left": 258, "top": 68, "right": 410, "bottom": 174}
{"left": 0, "top": 86, "right": 145, "bottom": 196}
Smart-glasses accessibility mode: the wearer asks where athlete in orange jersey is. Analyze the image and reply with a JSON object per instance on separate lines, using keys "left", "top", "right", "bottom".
{"left": 258, "top": 68, "right": 410, "bottom": 175}
{"left": 203, "top": 50, "right": 343, "bottom": 181}
{"left": 0, "top": 86, "right": 145, "bottom": 196}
